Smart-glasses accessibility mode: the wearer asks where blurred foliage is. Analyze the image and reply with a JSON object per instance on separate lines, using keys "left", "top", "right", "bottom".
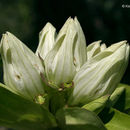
{"left": 0, "top": 0, "right": 129, "bottom": 84}
{"left": 0, "top": 0, "right": 37, "bottom": 49}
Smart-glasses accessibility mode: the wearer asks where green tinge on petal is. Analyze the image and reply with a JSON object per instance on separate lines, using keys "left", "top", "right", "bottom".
{"left": 73, "top": 17, "right": 87, "bottom": 71}
{"left": 86, "top": 40, "right": 127, "bottom": 65}
{"left": 0, "top": 32, "right": 45, "bottom": 100}
{"left": 87, "top": 40, "right": 101, "bottom": 60}
{"left": 56, "top": 17, "right": 72, "bottom": 41}
{"left": 45, "top": 18, "right": 77, "bottom": 86}
{"left": 44, "top": 17, "right": 88, "bottom": 87}
{"left": 36, "top": 23, "right": 56, "bottom": 59}
{"left": 106, "top": 40, "right": 127, "bottom": 52}
{"left": 69, "top": 42, "right": 129, "bottom": 105}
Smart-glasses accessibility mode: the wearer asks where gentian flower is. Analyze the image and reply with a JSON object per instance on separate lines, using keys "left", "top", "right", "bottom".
{"left": 0, "top": 32, "right": 45, "bottom": 100}
{"left": 0, "top": 17, "right": 129, "bottom": 106}
{"left": 69, "top": 41, "right": 129, "bottom": 105}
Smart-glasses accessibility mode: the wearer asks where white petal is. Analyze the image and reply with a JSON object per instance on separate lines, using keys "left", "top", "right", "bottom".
{"left": 100, "top": 43, "right": 107, "bottom": 51}
{"left": 73, "top": 17, "right": 87, "bottom": 71}
{"left": 56, "top": 17, "right": 72, "bottom": 41}
{"left": 0, "top": 32, "right": 45, "bottom": 100}
{"left": 87, "top": 40, "right": 101, "bottom": 60}
{"left": 69, "top": 42, "right": 129, "bottom": 105}
{"left": 36, "top": 23, "right": 56, "bottom": 59}
{"left": 86, "top": 40, "right": 127, "bottom": 65}
{"left": 45, "top": 18, "right": 77, "bottom": 86}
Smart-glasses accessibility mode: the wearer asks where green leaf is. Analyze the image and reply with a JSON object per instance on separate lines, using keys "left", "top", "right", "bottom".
{"left": 0, "top": 83, "right": 57, "bottom": 130}
{"left": 106, "top": 86, "right": 125, "bottom": 108}
{"left": 105, "top": 108, "right": 130, "bottom": 130}
{"left": 118, "top": 84, "right": 130, "bottom": 110}
{"left": 56, "top": 107, "right": 106, "bottom": 130}
{"left": 113, "top": 84, "right": 130, "bottom": 114}
{"left": 82, "top": 95, "right": 109, "bottom": 115}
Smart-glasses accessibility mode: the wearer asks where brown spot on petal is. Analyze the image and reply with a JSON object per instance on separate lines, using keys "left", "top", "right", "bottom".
{"left": 15, "top": 74, "right": 21, "bottom": 80}
{"left": 73, "top": 57, "right": 76, "bottom": 66}
{"left": 34, "top": 64, "right": 39, "bottom": 69}
{"left": 40, "top": 72, "right": 49, "bottom": 86}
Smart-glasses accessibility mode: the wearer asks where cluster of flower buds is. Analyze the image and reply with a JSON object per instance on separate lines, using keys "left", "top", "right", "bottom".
{"left": 0, "top": 17, "right": 129, "bottom": 106}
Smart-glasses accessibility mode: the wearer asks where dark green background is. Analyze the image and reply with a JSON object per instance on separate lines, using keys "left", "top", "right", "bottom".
{"left": 0, "top": 0, "right": 129, "bottom": 84}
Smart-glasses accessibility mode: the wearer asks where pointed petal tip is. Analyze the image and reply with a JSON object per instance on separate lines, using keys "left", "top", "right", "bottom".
{"left": 45, "top": 22, "right": 55, "bottom": 28}
{"left": 117, "top": 40, "right": 127, "bottom": 45}
{"left": 106, "top": 40, "right": 127, "bottom": 53}
{"left": 74, "top": 16, "right": 78, "bottom": 21}
{"left": 3, "top": 32, "right": 17, "bottom": 41}
{"left": 66, "top": 17, "right": 73, "bottom": 22}
{"left": 87, "top": 40, "right": 101, "bottom": 50}
{"left": 5, "top": 31, "right": 12, "bottom": 36}
{"left": 99, "top": 40, "right": 102, "bottom": 43}
{"left": 40, "top": 22, "right": 56, "bottom": 33}
{"left": 100, "top": 43, "right": 107, "bottom": 51}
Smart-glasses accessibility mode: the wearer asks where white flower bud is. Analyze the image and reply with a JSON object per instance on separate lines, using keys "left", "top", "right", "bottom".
{"left": 44, "top": 18, "right": 76, "bottom": 86}
{"left": 36, "top": 23, "right": 56, "bottom": 59}
{"left": 44, "top": 17, "right": 87, "bottom": 86}
{"left": 0, "top": 32, "right": 45, "bottom": 100}
{"left": 69, "top": 41, "right": 129, "bottom": 105}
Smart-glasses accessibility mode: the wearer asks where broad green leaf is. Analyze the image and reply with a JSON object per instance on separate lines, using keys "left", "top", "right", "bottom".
{"left": 0, "top": 83, "right": 57, "bottom": 130}
{"left": 118, "top": 84, "right": 130, "bottom": 110}
{"left": 105, "top": 108, "right": 130, "bottom": 130}
{"left": 56, "top": 107, "right": 106, "bottom": 130}
{"left": 113, "top": 84, "right": 130, "bottom": 114}
{"left": 82, "top": 95, "right": 109, "bottom": 115}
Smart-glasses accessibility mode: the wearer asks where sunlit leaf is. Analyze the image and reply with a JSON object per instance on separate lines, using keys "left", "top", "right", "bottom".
{"left": 56, "top": 107, "right": 106, "bottom": 130}
{"left": 105, "top": 108, "right": 130, "bottom": 130}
